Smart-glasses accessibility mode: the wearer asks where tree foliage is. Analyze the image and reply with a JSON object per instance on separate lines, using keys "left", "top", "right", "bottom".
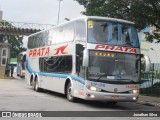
{"left": 0, "top": 20, "right": 26, "bottom": 58}
{"left": 75, "top": 0, "right": 160, "bottom": 43}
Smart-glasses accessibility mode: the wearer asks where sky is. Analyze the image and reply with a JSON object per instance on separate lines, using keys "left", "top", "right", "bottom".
{"left": 0, "top": 0, "right": 85, "bottom": 24}
{"left": 0, "top": 0, "right": 85, "bottom": 47}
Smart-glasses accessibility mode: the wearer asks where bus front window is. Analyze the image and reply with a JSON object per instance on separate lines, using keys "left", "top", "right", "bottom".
{"left": 88, "top": 20, "right": 139, "bottom": 48}
{"left": 88, "top": 21, "right": 108, "bottom": 44}
{"left": 87, "top": 51, "right": 140, "bottom": 83}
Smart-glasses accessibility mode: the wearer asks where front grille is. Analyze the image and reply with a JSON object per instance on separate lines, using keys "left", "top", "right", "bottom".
{"left": 101, "top": 89, "right": 130, "bottom": 94}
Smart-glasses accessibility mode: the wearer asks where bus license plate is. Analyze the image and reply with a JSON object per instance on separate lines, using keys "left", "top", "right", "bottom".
{"left": 111, "top": 96, "right": 119, "bottom": 100}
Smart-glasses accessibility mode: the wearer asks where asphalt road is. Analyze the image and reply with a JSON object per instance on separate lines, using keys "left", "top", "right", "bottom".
{"left": 0, "top": 76, "right": 160, "bottom": 120}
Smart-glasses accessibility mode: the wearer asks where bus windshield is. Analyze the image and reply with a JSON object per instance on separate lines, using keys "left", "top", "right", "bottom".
{"left": 87, "top": 51, "right": 140, "bottom": 83}
{"left": 88, "top": 20, "right": 139, "bottom": 47}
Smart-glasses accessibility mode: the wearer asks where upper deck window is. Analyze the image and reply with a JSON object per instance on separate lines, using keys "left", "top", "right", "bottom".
{"left": 28, "top": 23, "right": 75, "bottom": 49}
{"left": 75, "top": 21, "right": 86, "bottom": 41}
{"left": 88, "top": 20, "right": 139, "bottom": 48}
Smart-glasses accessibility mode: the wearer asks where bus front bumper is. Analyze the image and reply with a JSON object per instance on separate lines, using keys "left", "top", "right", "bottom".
{"left": 84, "top": 91, "right": 139, "bottom": 102}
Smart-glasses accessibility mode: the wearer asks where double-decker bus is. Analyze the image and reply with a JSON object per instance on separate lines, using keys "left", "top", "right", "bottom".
{"left": 26, "top": 16, "right": 141, "bottom": 104}
{"left": 17, "top": 51, "right": 26, "bottom": 78}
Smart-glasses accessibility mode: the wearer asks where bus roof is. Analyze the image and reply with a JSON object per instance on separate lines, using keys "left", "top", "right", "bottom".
{"left": 19, "top": 51, "right": 26, "bottom": 55}
{"left": 73, "top": 16, "right": 134, "bottom": 25}
{"left": 28, "top": 16, "right": 134, "bottom": 37}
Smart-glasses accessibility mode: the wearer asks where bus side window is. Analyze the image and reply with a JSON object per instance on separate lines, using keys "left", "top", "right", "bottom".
{"left": 39, "top": 56, "right": 72, "bottom": 73}
{"left": 56, "top": 27, "right": 64, "bottom": 43}
{"left": 63, "top": 23, "right": 74, "bottom": 42}
{"left": 75, "top": 21, "right": 86, "bottom": 41}
{"left": 51, "top": 29, "right": 57, "bottom": 44}
{"left": 22, "top": 55, "right": 26, "bottom": 69}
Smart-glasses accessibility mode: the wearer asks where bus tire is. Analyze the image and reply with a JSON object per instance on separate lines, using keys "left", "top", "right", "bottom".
{"left": 35, "top": 77, "right": 41, "bottom": 92}
{"left": 66, "top": 82, "right": 76, "bottom": 102}
{"left": 32, "top": 79, "right": 36, "bottom": 90}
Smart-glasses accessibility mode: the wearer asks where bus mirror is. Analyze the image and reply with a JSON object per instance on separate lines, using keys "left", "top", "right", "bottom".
{"left": 144, "top": 55, "right": 151, "bottom": 72}
{"left": 141, "top": 55, "right": 151, "bottom": 72}
{"left": 82, "top": 49, "right": 89, "bottom": 67}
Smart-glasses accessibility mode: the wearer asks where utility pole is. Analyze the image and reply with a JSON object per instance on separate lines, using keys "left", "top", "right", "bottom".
{"left": 57, "top": 0, "right": 63, "bottom": 25}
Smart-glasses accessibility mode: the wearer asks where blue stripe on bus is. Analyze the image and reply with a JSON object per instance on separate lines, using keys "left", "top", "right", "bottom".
{"left": 26, "top": 60, "right": 85, "bottom": 84}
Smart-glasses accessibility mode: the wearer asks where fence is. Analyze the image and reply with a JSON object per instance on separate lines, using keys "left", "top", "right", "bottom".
{"left": 140, "top": 63, "right": 160, "bottom": 96}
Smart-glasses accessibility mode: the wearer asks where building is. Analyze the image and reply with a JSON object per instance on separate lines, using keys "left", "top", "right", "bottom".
{"left": 0, "top": 43, "right": 11, "bottom": 77}
{"left": 138, "top": 26, "right": 160, "bottom": 63}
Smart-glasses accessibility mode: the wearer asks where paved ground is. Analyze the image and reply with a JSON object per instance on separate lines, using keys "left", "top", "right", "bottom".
{"left": 0, "top": 75, "right": 160, "bottom": 120}
{"left": 138, "top": 95, "right": 160, "bottom": 107}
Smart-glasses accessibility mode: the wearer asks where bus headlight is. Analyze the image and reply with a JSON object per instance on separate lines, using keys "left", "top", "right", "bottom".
{"left": 22, "top": 70, "right": 25, "bottom": 73}
{"left": 129, "top": 89, "right": 139, "bottom": 94}
{"left": 86, "top": 86, "right": 101, "bottom": 92}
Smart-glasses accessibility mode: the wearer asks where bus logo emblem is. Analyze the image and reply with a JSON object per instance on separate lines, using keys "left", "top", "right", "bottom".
{"left": 54, "top": 44, "right": 68, "bottom": 55}
{"left": 114, "top": 88, "right": 118, "bottom": 93}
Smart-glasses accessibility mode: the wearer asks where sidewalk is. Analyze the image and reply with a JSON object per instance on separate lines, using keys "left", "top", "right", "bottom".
{"left": 137, "top": 95, "right": 160, "bottom": 107}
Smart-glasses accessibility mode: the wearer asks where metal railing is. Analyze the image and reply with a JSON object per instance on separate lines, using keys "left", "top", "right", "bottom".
{"left": 140, "top": 63, "right": 160, "bottom": 96}
{"left": 0, "top": 21, "right": 54, "bottom": 36}
{"left": 0, "top": 21, "right": 54, "bottom": 30}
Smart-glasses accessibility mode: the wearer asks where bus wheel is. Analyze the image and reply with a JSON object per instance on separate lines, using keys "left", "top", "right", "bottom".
{"left": 31, "top": 80, "right": 36, "bottom": 90}
{"left": 35, "top": 78, "right": 41, "bottom": 92}
{"left": 66, "top": 82, "right": 76, "bottom": 102}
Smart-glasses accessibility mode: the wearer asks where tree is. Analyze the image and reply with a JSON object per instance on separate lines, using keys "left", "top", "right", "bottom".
{"left": 0, "top": 20, "right": 26, "bottom": 58}
{"left": 75, "top": 0, "right": 160, "bottom": 43}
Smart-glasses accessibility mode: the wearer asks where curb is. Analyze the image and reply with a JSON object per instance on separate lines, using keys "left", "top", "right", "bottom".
{"left": 137, "top": 101, "right": 160, "bottom": 107}
{"left": 0, "top": 77, "right": 14, "bottom": 80}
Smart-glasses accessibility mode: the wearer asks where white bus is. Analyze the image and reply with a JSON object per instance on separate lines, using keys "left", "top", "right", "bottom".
{"left": 17, "top": 51, "right": 26, "bottom": 78}
{"left": 26, "top": 16, "right": 141, "bottom": 104}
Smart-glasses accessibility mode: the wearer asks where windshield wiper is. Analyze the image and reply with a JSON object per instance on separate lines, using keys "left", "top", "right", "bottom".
{"left": 128, "top": 79, "right": 138, "bottom": 83}
{"left": 116, "top": 79, "right": 137, "bottom": 83}
{"left": 96, "top": 74, "right": 108, "bottom": 81}
{"left": 95, "top": 73, "right": 138, "bottom": 83}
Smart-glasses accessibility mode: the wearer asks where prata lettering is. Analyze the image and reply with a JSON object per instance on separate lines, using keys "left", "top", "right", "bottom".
{"left": 29, "top": 47, "right": 50, "bottom": 57}
{"left": 95, "top": 45, "right": 138, "bottom": 54}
